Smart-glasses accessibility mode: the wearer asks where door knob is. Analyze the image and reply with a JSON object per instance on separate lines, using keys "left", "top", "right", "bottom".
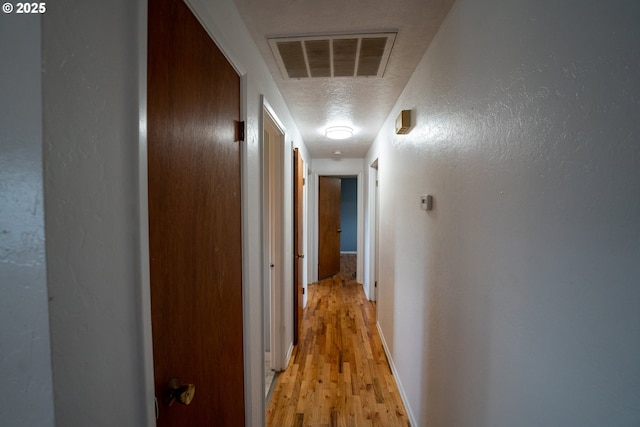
{"left": 337, "top": 229, "right": 342, "bottom": 233}
{"left": 297, "top": 253, "right": 304, "bottom": 259}
{"left": 163, "top": 378, "right": 195, "bottom": 406}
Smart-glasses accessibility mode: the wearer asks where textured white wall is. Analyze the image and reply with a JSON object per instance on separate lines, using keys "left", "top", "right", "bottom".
{"left": 42, "top": 1, "right": 149, "bottom": 425}
{"left": 366, "top": 0, "right": 640, "bottom": 425}
{"left": 0, "top": 13, "right": 55, "bottom": 427}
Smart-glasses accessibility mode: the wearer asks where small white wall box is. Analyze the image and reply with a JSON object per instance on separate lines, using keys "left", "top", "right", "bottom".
{"left": 395, "top": 110, "right": 412, "bottom": 134}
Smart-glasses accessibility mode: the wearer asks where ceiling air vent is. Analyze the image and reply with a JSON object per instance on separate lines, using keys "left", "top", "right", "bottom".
{"left": 268, "top": 32, "right": 397, "bottom": 79}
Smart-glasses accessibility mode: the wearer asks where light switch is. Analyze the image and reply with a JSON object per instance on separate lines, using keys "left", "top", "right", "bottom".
{"left": 420, "top": 195, "right": 433, "bottom": 211}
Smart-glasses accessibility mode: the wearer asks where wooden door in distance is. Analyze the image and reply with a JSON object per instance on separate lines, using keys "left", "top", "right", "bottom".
{"left": 318, "top": 176, "right": 341, "bottom": 279}
{"left": 293, "top": 148, "right": 304, "bottom": 344}
{"left": 148, "top": 0, "right": 245, "bottom": 425}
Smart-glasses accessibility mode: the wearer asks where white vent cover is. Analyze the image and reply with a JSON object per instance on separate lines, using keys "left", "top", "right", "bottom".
{"left": 268, "top": 32, "right": 397, "bottom": 79}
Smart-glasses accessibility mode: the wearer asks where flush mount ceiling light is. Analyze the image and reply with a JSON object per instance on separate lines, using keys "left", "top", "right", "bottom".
{"left": 325, "top": 126, "right": 353, "bottom": 140}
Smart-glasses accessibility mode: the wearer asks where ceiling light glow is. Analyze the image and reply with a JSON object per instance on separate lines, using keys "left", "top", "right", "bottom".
{"left": 325, "top": 126, "right": 353, "bottom": 140}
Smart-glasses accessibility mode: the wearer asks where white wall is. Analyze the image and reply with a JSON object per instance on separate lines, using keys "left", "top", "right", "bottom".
{"left": 42, "top": 1, "right": 150, "bottom": 425}
{"left": 0, "top": 13, "right": 55, "bottom": 426}
{"left": 366, "top": 0, "right": 640, "bottom": 425}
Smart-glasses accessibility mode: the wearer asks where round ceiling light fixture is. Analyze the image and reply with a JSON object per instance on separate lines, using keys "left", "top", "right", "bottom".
{"left": 325, "top": 126, "right": 353, "bottom": 140}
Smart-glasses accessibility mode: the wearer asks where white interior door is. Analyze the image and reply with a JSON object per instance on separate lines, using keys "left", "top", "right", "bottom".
{"left": 263, "top": 107, "right": 285, "bottom": 372}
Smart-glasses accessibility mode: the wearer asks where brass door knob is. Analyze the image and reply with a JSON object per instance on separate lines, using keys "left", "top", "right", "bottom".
{"left": 163, "top": 378, "right": 195, "bottom": 406}
{"left": 297, "top": 253, "right": 305, "bottom": 259}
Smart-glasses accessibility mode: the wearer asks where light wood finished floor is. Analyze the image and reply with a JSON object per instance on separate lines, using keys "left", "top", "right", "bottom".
{"left": 266, "top": 275, "right": 410, "bottom": 427}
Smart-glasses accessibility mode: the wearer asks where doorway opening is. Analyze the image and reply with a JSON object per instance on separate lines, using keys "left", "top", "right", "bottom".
{"left": 317, "top": 175, "right": 359, "bottom": 281}
{"left": 310, "top": 163, "right": 365, "bottom": 289}
{"left": 339, "top": 177, "right": 358, "bottom": 281}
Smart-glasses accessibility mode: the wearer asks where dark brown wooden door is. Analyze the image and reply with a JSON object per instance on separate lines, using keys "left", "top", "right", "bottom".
{"left": 293, "top": 148, "right": 304, "bottom": 344}
{"left": 148, "top": 0, "right": 244, "bottom": 425}
{"left": 318, "top": 176, "right": 341, "bottom": 279}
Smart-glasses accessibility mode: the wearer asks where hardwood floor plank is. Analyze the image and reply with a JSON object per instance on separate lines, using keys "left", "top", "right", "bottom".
{"left": 267, "top": 275, "right": 410, "bottom": 427}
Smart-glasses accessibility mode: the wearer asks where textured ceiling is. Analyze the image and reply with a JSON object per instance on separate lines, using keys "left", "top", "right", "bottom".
{"left": 233, "top": 0, "right": 455, "bottom": 158}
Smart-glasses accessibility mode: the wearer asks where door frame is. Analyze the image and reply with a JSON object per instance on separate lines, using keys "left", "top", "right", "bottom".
{"left": 137, "top": 1, "right": 155, "bottom": 424}
{"left": 310, "top": 160, "right": 364, "bottom": 284}
{"left": 262, "top": 99, "right": 286, "bottom": 372}
{"left": 367, "top": 158, "right": 380, "bottom": 302}
{"left": 293, "top": 148, "right": 305, "bottom": 344}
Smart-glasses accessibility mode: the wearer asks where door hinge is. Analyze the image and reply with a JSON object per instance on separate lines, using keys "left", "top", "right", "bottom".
{"left": 375, "top": 281, "right": 378, "bottom": 288}
{"left": 376, "top": 180, "right": 379, "bottom": 187}
{"left": 237, "top": 120, "right": 245, "bottom": 142}
{"left": 302, "top": 177, "right": 305, "bottom": 186}
{"left": 302, "top": 287, "right": 305, "bottom": 295}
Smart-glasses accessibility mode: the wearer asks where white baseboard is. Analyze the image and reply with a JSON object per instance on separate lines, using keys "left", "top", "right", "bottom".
{"left": 376, "top": 321, "right": 417, "bottom": 427}
{"left": 285, "top": 342, "right": 294, "bottom": 367}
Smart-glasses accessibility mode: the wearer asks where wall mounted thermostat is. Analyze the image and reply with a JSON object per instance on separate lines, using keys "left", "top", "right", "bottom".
{"left": 420, "top": 194, "right": 433, "bottom": 211}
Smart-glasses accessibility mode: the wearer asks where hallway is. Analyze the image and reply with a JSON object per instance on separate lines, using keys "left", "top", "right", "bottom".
{"left": 4, "top": 0, "right": 640, "bottom": 425}
{"left": 266, "top": 276, "right": 410, "bottom": 427}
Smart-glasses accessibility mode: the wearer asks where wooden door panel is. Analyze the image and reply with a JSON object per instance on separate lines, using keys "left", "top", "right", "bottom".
{"left": 148, "top": 0, "right": 244, "bottom": 425}
{"left": 318, "top": 176, "right": 341, "bottom": 279}
{"left": 294, "top": 149, "right": 304, "bottom": 343}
